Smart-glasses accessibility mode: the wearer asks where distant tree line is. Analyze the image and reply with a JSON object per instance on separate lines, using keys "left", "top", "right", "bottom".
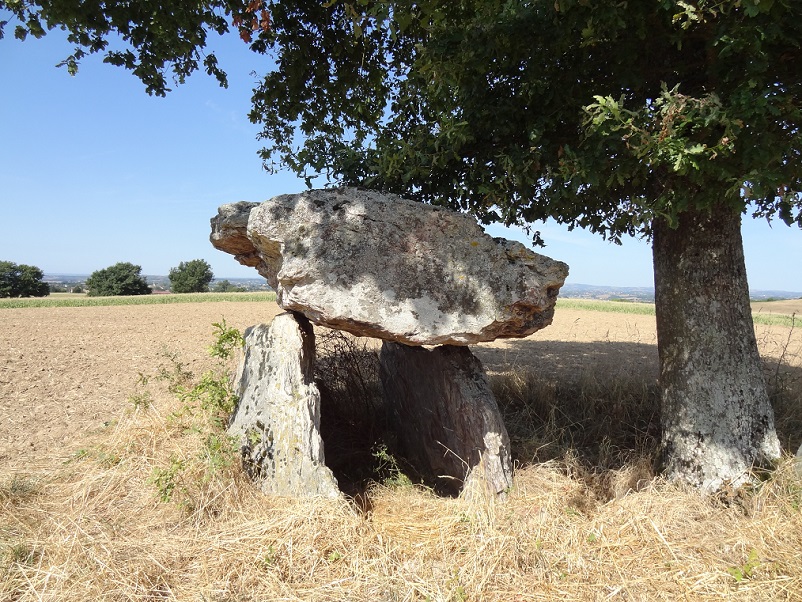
{"left": 212, "top": 279, "right": 247, "bottom": 293}
{"left": 0, "top": 261, "right": 49, "bottom": 298}
{"left": 3, "top": 258, "right": 258, "bottom": 298}
{"left": 85, "top": 259, "right": 214, "bottom": 296}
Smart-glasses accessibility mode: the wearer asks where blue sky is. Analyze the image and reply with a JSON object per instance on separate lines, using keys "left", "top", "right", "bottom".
{"left": 1, "top": 28, "right": 800, "bottom": 292}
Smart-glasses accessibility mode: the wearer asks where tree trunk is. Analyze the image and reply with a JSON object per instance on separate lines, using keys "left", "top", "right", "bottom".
{"left": 652, "top": 205, "right": 781, "bottom": 492}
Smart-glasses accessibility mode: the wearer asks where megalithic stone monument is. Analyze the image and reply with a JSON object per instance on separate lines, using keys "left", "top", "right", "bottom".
{"left": 212, "top": 188, "right": 569, "bottom": 498}
{"left": 211, "top": 188, "right": 568, "bottom": 346}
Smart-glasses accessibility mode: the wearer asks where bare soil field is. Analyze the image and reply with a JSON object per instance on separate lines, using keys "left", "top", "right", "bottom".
{"left": 1, "top": 302, "right": 282, "bottom": 468}
{"left": 1, "top": 300, "right": 801, "bottom": 601}
{"left": 2, "top": 299, "right": 799, "bottom": 470}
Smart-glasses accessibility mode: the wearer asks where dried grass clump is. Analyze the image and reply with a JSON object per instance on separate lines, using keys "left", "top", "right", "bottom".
{"left": 2, "top": 322, "right": 801, "bottom": 601}
{"left": 490, "top": 365, "right": 660, "bottom": 503}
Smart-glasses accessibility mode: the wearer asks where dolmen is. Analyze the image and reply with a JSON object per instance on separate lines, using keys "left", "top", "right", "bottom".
{"left": 211, "top": 187, "right": 569, "bottom": 499}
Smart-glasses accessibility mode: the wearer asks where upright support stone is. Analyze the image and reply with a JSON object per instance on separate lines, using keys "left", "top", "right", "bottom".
{"left": 379, "top": 341, "right": 513, "bottom": 498}
{"left": 228, "top": 313, "right": 340, "bottom": 498}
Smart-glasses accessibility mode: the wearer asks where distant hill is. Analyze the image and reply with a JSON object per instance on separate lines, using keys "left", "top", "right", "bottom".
{"left": 42, "top": 274, "right": 801, "bottom": 301}
{"left": 560, "top": 283, "right": 801, "bottom": 303}
{"left": 560, "top": 283, "right": 656, "bottom": 302}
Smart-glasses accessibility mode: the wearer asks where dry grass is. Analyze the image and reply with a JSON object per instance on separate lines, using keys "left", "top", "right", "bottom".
{"left": 3, "top": 417, "right": 801, "bottom": 601}
{"left": 2, "top": 316, "right": 801, "bottom": 601}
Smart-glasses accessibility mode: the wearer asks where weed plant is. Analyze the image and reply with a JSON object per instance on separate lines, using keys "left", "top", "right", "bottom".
{"left": 115, "top": 320, "right": 246, "bottom": 514}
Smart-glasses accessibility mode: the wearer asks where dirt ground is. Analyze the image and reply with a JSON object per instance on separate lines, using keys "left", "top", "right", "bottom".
{"left": 751, "top": 298, "right": 802, "bottom": 316}
{"left": 2, "top": 299, "right": 800, "bottom": 472}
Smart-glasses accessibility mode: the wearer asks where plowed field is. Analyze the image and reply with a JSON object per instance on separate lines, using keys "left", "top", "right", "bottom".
{"left": 2, "top": 299, "right": 800, "bottom": 470}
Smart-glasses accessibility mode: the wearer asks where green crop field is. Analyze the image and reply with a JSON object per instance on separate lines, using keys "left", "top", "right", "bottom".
{"left": 0, "top": 291, "right": 277, "bottom": 309}
{"left": 556, "top": 298, "right": 656, "bottom": 315}
{"left": 558, "top": 298, "right": 797, "bottom": 328}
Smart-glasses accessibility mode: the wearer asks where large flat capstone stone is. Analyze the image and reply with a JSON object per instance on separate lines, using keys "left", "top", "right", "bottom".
{"left": 211, "top": 188, "right": 568, "bottom": 346}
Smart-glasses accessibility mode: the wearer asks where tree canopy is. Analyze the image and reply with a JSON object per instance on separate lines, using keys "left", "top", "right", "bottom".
{"left": 169, "top": 259, "right": 214, "bottom": 293}
{"left": 245, "top": 0, "right": 802, "bottom": 242}
{"left": 0, "top": 261, "right": 49, "bottom": 298}
{"left": 86, "top": 262, "right": 152, "bottom": 297}
{"left": 5, "top": 1, "right": 799, "bottom": 235}
{"left": 0, "top": 0, "right": 262, "bottom": 95}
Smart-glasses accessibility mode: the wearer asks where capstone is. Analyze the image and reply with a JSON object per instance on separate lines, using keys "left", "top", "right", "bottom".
{"left": 211, "top": 187, "right": 568, "bottom": 346}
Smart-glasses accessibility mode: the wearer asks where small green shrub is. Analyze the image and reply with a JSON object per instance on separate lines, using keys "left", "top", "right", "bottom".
{"left": 149, "top": 456, "right": 186, "bottom": 502}
{"left": 180, "top": 370, "right": 238, "bottom": 424}
{"left": 155, "top": 349, "right": 194, "bottom": 393}
{"left": 128, "top": 391, "right": 153, "bottom": 410}
{"left": 208, "top": 319, "right": 244, "bottom": 360}
{"left": 728, "top": 549, "right": 761, "bottom": 583}
{"left": 147, "top": 321, "right": 245, "bottom": 509}
{"left": 372, "top": 444, "right": 413, "bottom": 489}
{"left": 202, "top": 433, "right": 238, "bottom": 476}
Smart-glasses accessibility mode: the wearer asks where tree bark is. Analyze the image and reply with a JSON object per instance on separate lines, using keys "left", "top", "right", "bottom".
{"left": 653, "top": 205, "right": 781, "bottom": 492}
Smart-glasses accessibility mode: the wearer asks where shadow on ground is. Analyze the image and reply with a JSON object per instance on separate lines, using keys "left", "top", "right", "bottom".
{"left": 316, "top": 334, "right": 802, "bottom": 501}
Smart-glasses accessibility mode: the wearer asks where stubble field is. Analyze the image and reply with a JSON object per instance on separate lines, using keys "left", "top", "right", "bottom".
{"left": 1, "top": 297, "right": 801, "bottom": 600}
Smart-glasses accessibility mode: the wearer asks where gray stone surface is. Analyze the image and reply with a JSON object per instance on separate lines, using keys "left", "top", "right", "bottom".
{"left": 227, "top": 313, "right": 340, "bottom": 498}
{"left": 210, "top": 201, "right": 260, "bottom": 267}
{"left": 379, "top": 341, "right": 513, "bottom": 498}
{"left": 211, "top": 187, "right": 568, "bottom": 346}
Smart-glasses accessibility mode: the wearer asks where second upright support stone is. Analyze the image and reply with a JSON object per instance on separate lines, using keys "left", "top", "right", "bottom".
{"left": 379, "top": 341, "right": 513, "bottom": 498}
